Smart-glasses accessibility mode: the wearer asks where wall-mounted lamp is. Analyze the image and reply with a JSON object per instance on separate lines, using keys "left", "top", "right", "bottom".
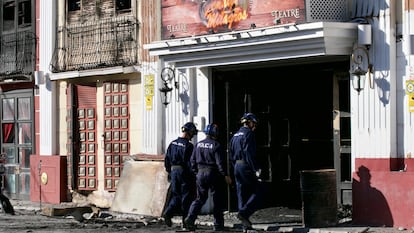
{"left": 350, "top": 23, "right": 373, "bottom": 94}
{"left": 350, "top": 46, "right": 373, "bottom": 94}
{"left": 159, "top": 67, "right": 174, "bottom": 106}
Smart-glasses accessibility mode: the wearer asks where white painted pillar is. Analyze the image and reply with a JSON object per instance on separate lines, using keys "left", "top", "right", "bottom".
{"left": 141, "top": 61, "right": 164, "bottom": 155}
{"left": 39, "top": 0, "right": 57, "bottom": 155}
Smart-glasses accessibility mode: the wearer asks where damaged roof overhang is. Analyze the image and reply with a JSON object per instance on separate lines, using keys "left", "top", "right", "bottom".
{"left": 0, "top": 74, "right": 33, "bottom": 84}
{"left": 144, "top": 22, "right": 358, "bottom": 69}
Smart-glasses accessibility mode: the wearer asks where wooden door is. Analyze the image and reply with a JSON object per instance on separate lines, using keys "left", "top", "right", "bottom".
{"left": 76, "top": 84, "right": 98, "bottom": 190}
{"left": 102, "top": 81, "right": 130, "bottom": 191}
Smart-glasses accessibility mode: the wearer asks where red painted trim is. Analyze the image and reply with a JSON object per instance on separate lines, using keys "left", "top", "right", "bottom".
{"left": 34, "top": 96, "right": 40, "bottom": 155}
{"left": 353, "top": 158, "right": 414, "bottom": 228}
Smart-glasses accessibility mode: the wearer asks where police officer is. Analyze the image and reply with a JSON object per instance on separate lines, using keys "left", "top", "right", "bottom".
{"left": 184, "top": 123, "right": 232, "bottom": 231}
{"left": 163, "top": 122, "right": 198, "bottom": 229}
{"left": 229, "top": 113, "right": 262, "bottom": 232}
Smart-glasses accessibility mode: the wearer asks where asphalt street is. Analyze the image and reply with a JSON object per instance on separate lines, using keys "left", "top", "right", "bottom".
{"left": 0, "top": 200, "right": 411, "bottom": 233}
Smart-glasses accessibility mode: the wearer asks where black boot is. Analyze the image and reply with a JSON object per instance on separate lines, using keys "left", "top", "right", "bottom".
{"left": 162, "top": 213, "right": 172, "bottom": 227}
{"left": 237, "top": 213, "right": 252, "bottom": 229}
{"left": 184, "top": 217, "right": 196, "bottom": 231}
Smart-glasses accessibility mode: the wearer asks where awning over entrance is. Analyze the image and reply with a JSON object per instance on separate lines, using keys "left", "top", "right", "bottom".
{"left": 144, "top": 22, "right": 358, "bottom": 68}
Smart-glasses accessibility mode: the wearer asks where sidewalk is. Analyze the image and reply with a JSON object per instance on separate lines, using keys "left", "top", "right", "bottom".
{"left": 8, "top": 200, "right": 413, "bottom": 233}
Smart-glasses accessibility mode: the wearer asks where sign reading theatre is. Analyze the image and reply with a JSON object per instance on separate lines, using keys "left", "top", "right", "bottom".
{"left": 162, "top": 0, "right": 306, "bottom": 40}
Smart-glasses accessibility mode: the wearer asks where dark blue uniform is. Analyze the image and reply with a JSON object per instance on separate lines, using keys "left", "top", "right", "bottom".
{"left": 229, "top": 125, "right": 262, "bottom": 222}
{"left": 164, "top": 137, "right": 196, "bottom": 223}
{"left": 186, "top": 136, "right": 228, "bottom": 229}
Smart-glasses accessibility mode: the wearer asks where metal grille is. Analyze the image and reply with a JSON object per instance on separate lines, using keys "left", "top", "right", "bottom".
{"left": 0, "top": 31, "right": 36, "bottom": 79}
{"left": 50, "top": 16, "right": 139, "bottom": 72}
{"left": 306, "top": 0, "right": 350, "bottom": 22}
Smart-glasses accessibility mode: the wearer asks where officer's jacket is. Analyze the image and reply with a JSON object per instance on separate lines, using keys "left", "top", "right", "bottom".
{"left": 190, "top": 136, "right": 227, "bottom": 177}
{"left": 229, "top": 126, "right": 260, "bottom": 172}
{"left": 164, "top": 137, "right": 194, "bottom": 174}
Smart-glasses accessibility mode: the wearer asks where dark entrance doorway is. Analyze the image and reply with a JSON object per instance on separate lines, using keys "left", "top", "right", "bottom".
{"left": 211, "top": 61, "right": 349, "bottom": 210}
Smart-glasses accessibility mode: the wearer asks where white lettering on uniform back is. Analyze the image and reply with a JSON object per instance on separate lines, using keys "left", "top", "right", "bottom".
{"left": 197, "top": 142, "right": 213, "bottom": 149}
{"left": 172, "top": 141, "right": 186, "bottom": 147}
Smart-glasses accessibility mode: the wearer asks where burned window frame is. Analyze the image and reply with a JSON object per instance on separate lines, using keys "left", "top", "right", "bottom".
{"left": 116, "top": 0, "right": 131, "bottom": 13}
{"left": 67, "top": 0, "right": 131, "bottom": 14}
{"left": 0, "top": 0, "right": 35, "bottom": 74}
{"left": 1, "top": 0, "right": 32, "bottom": 32}
{"left": 2, "top": 1, "right": 15, "bottom": 32}
{"left": 17, "top": 0, "right": 31, "bottom": 27}
{"left": 68, "top": 0, "right": 81, "bottom": 12}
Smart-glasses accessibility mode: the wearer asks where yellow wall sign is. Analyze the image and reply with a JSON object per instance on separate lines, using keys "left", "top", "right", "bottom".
{"left": 145, "top": 74, "right": 154, "bottom": 86}
{"left": 145, "top": 96, "right": 153, "bottom": 110}
{"left": 406, "top": 80, "right": 414, "bottom": 112}
{"left": 144, "top": 74, "right": 155, "bottom": 110}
